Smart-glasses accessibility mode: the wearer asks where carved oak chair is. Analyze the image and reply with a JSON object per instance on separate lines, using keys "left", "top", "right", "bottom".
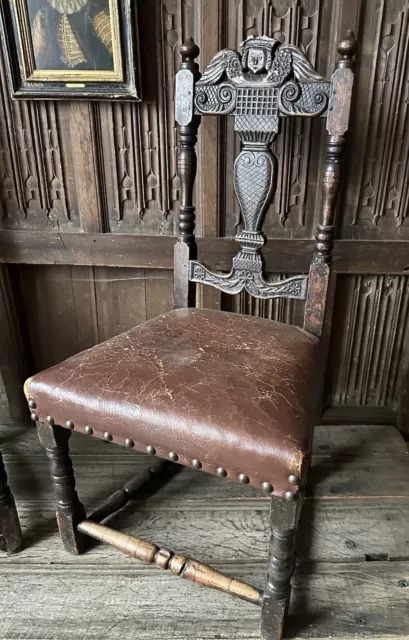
{"left": 24, "top": 32, "right": 357, "bottom": 639}
{"left": 0, "top": 449, "right": 23, "bottom": 554}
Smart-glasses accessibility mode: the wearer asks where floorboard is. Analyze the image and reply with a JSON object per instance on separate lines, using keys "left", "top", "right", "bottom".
{"left": 0, "top": 423, "right": 408, "bottom": 639}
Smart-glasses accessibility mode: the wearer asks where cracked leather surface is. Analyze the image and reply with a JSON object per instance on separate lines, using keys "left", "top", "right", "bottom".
{"left": 24, "top": 308, "right": 319, "bottom": 497}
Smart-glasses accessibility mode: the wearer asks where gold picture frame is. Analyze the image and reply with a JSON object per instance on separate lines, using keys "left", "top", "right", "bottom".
{"left": 0, "top": 0, "right": 141, "bottom": 99}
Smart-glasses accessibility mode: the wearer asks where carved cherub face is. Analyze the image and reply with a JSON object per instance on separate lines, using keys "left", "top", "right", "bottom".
{"left": 246, "top": 46, "right": 267, "bottom": 74}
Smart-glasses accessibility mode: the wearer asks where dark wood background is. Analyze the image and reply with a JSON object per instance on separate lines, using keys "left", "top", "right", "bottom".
{"left": 0, "top": 0, "right": 408, "bottom": 425}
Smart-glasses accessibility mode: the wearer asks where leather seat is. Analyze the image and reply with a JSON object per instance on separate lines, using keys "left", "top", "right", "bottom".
{"left": 24, "top": 308, "right": 319, "bottom": 498}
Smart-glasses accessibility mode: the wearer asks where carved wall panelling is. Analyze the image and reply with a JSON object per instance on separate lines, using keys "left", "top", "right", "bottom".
{"left": 0, "top": 46, "right": 21, "bottom": 222}
{"left": 96, "top": 1, "right": 201, "bottom": 235}
{"left": 222, "top": 0, "right": 336, "bottom": 239}
{"left": 342, "top": 0, "right": 409, "bottom": 238}
{"left": 35, "top": 102, "right": 72, "bottom": 228}
{"left": 327, "top": 274, "right": 409, "bottom": 410}
{"left": 97, "top": 101, "right": 145, "bottom": 231}
{"left": 0, "top": 45, "right": 78, "bottom": 231}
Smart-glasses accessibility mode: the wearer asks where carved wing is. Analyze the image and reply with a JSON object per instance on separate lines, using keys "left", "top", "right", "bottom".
{"left": 197, "top": 49, "right": 244, "bottom": 86}
{"left": 281, "top": 45, "right": 326, "bottom": 82}
{"left": 265, "top": 44, "right": 326, "bottom": 84}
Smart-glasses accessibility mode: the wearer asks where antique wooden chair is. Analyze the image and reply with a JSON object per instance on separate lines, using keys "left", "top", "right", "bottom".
{"left": 0, "top": 448, "right": 23, "bottom": 554}
{"left": 23, "top": 32, "right": 357, "bottom": 639}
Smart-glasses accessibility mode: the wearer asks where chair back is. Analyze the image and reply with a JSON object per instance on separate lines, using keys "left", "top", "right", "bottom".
{"left": 174, "top": 33, "right": 357, "bottom": 337}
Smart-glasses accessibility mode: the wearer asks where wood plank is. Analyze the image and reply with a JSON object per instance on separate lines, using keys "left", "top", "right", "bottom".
{"left": 1, "top": 231, "right": 409, "bottom": 274}
{"left": 18, "top": 264, "right": 100, "bottom": 365}
{"left": 2, "top": 423, "right": 406, "bottom": 460}
{"left": 144, "top": 269, "right": 174, "bottom": 320}
{"left": 322, "top": 406, "right": 397, "bottom": 426}
{"left": 0, "top": 562, "right": 407, "bottom": 638}
{"left": 309, "top": 457, "right": 409, "bottom": 499}
{"left": 3, "top": 450, "right": 408, "bottom": 507}
{"left": 93, "top": 267, "right": 149, "bottom": 342}
{"left": 198, "top": 0, "right": 220, "bottom": 239}
{"left": 1, "top": 423, "right": 408, "bottom": 637}
{"left": 69, "top": 266, "right": 100, "bottom": 351}
{"left": 70, "top": 102, "right": 104, "bottom": 233}
{"left": 311, "top": 425, "right": 408, "bottom": 459}
{"left": 2, "top": 425, "right": 408, "bottom": 505}
{"left": 16, "top": 265, "right": 92, "bottom": 371}
{"left": 3, "top": 497, "right": 408, "bottom": 566}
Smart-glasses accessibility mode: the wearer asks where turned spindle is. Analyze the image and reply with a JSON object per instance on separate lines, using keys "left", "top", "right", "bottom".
{"left": 78, "top": 520, "right": 263, "bottom": 606}
{"left": 315, "top": 31, "right": 358, "bottom": 262}
{"left": 174, "top": 38, "right": 201, "bottom": 308}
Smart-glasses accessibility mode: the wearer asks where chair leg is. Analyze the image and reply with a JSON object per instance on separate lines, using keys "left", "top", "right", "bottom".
{"left": 260, "top": 494, "right": 303, "bottom": 639}
{"left": 0, "top": 450, "right": 23, "bottom": 554}
{"left": 37, "top": 423, "right": 87, "bottom": 555}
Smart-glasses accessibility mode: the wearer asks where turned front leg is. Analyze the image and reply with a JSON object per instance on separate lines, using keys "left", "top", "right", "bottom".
{"left": 37, "top": 423, "right": 87, "bottom": 554}
{"left": 0, "top": 450, "right": 23, "bottom": 554}
{"left": 261, "top": 495, "right": 303, "bottom": 639}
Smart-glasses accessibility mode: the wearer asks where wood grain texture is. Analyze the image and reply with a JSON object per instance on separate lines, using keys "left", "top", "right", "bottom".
{"left": 14, "top": 265, "right": 173, "bottom": 372}
{"left": 1, "top": 421, "right": 409, "bottom": 637}
{"left": 1, "top": 424, "right": 408, "bottom": 566}
{"left": 0, "top": 562, "right": 408, "bottom": 639}
{"left": 3, "top": 497, "right": 409, "bottom": 566}
{"left": 70, "top": 103, "right": 104, "bottom": 234}
{"left": 1, "top": 232, "right": 409, "bottom": 275}
{"left": 4, "top": 448, "right": 408, "bottom": 506}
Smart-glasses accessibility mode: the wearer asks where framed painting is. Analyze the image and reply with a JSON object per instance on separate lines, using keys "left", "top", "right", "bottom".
{"left": 0, "top": 0, "right": 141, "bottom": 99}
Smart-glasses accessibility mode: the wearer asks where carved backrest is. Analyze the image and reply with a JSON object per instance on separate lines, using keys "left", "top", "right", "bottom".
{"left": 174, "top": 33, "right": 357, "bottom": 336}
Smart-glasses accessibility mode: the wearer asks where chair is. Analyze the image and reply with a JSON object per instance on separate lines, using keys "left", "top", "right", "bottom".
{"left": 23, "top": 31, "right": 357, "bottom": 639}
{"left": 0, "top": 448, "right": 23, "bottom": 554}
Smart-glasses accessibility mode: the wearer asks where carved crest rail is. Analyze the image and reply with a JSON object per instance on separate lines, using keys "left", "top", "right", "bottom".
{"left": 176, "top": 35, "right": 334, "bottom": 300}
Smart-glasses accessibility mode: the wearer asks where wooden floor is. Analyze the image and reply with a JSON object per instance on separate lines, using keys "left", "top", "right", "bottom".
{"left": 1, "top": 423, "right": 409, "bottom": 640}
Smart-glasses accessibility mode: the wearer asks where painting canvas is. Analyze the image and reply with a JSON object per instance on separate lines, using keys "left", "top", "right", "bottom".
{"left": 0, "top": 0, "right": 140, "bottom": 99}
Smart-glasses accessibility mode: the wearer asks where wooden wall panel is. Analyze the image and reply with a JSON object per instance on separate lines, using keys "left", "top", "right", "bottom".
{"left": 16, "top": 265, "right": 95, "bottom": 371}
{"left": 0, "top": 0, "right": 408, "bottom": 423}
{"left": 341, "top": 0, "right": 409, "bottom": 239}
{"left": 93, "top": 267, "right": 173, "bottom": 342}
{"left": 15, "top": 265, "right": 173, "bottom": 373}
{"left": 327, "top": 274, "right": 409, "bottom": 410}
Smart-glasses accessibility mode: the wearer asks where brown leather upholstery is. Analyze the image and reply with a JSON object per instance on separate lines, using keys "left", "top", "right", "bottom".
{"left": 24, "top": 308, "right": 319, "bottom": 498}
